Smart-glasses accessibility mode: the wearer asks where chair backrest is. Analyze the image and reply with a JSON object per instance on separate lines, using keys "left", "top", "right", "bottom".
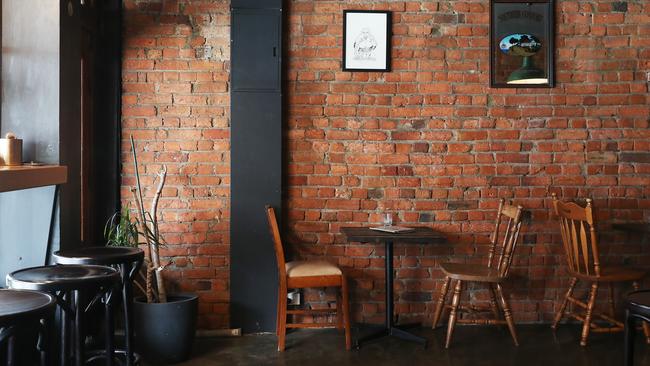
{"left": 265, "top": 205, "right": 287, "bottom": 282}
{"left": 551, "top": 193, "right": 601, "bottom": 277}
{"left": 487, "top": 199, "right": 525, "bottom": 278}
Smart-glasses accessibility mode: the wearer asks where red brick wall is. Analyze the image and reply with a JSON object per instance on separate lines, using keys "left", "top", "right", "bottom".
{"left": 122, "top": 0, "right": 231, "bottom": 329}
{"left": 123, "top": 0, "right": 650, "bottom": 329}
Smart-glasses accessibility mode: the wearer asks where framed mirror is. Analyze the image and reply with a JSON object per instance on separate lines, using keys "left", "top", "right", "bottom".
{"left": 490, "top": 0, "right": 555, "bottom": 88}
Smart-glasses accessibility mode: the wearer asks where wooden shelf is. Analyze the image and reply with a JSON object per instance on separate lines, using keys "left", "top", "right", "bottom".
{"left": 0, "top": 165, "right": 67, "bottom": 192}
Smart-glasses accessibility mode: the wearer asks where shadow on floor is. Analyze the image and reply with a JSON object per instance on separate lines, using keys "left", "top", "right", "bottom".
{"left": 155, "top": 325, "right": 650, "bottom": 366}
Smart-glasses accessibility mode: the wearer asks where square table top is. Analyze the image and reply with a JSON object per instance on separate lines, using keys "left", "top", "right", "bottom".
{"left": 340, "top": 226, "right": 447, "bottom": 244}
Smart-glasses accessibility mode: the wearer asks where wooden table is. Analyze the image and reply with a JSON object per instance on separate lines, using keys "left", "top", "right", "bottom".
{"left": 340, "top": 227, "right": 447, "bottom": 348}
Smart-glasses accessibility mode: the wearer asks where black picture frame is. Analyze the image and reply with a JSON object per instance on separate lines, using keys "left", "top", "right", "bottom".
{"left": 490, "top": 0, "right": 555, "bottom": 88}
{"left": 342, "top": 10, "right": 391, "bottom": 72}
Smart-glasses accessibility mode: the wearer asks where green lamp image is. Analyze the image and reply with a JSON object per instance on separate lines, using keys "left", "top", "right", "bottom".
{"left": 499, "top": 33, "right": 547, "bottom": 84}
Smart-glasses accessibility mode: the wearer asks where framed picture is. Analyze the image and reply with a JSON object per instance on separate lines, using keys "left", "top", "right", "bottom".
{"left": 490, "top": 0, "right": 554, "bottom": 88}
{"left": 342, "top": 10, "right": 391, "bottom": 72}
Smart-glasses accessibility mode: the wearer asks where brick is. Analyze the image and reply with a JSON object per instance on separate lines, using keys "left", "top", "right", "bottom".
{"left": 123, "top": 0, "right": 650, "bottom": 330}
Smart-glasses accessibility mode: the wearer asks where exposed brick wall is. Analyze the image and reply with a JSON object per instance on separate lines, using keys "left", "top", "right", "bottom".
{"left": 121, "top": 0, "right": 231, "bottom": 329}
{"left": 285, "top": 0, "right": 650, "bottom": 325}
{"left": 122, "top": 0, "right": 650, "bottom": 329}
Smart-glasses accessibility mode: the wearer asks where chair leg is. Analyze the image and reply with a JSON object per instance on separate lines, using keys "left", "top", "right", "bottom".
{"left": 336, "top": 292, "right": 343, "bottom": 331}
{"left": 607, "top": 283, "right": 616, "bottom": 317}
{"left": 580, "top": 283, "right": 599, "bottom": 347}
{"left": 277, "top": 290, "right": 288, "bottom": 351}
{"left": 432, "top": 276, "right": 451, "bottom": 329}
{"left": 496, "top": 283, "right": 519, "bottom": 346}
{"left": 341, "top": 277, "right": 352, "bottom": 351}
{"left": 445, "top": 280, "right": 462, "bottom": 349}
{"left": 276, "top": 288, "right": 282, "bottom": 336}
{"left": 488, "top": 283, "right": 501, "bottom": 322}
{"left": 552, "top": 277, "right": 578, "bottom": 330}
{"left": 632, "top": 281, "right": 650, "bottom": 344}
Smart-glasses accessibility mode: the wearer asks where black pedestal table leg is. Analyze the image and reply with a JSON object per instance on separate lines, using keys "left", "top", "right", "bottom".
{"left": 356, "top": 239, "right": 426, "bottom": 348}
{"left": 386, "top": 240, "right": 394, "bottom": 328}
{"left": 391, "top": 327, "right": 427, "bottom": 345}
{"left": 625, "top": 310, "right": 636, "bottom": 366}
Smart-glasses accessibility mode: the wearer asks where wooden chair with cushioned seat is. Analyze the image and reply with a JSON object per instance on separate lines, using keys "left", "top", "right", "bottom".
{"left": 550, "top": 193, "right": 650, "bottom": 346}
{"left": 432, "top": 199, "right": 524, "bottom": 348}
{"left": 265, "top": 205, "right": 351, "bottom": 351}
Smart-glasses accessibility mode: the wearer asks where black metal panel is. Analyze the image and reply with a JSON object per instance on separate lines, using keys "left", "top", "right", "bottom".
{"left": 59, "top": 0, "right": 82, "bottom": 250}
{"left": 231, "top": 92, "right": 281, "bottom": 333}
{"left": 231, "top": 9, "right": 281, "bottom": 92}
{"left": 232, "top": 0, "right": 282, "bottom": 9}
{"left": 230, "top": 1, "right": 283, "bottom": 333}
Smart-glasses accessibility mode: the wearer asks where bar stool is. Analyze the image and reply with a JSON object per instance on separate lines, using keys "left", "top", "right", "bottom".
{"left": 6, "top": 265, "right": 120, "bottom": 366}
{"left": 0, "top": 289, "right": 56, "bottom": 366}
{"left": 625, "top": 290, "right": 650, "bottom": 366}
{"left": 53, "top": 246, "right": 144, "bottom": 366}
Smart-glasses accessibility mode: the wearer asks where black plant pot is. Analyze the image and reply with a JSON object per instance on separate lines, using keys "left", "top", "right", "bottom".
{"left": 134, "top": 293, "right": 198, "bottom": 364}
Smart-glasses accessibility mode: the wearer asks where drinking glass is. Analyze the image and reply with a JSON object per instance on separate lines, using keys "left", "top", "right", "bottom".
{"left": 383, "top": 213, "right": 393, "bottom": 227}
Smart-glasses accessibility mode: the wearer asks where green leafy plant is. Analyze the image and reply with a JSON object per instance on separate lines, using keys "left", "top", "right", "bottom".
{"left": 104, "top": 206, "right": 139, "bottom": 247}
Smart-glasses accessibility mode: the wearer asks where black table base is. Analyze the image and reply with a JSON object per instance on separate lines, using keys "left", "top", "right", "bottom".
{"left": 355, "top": 240, "right": 428, "bottom": 348}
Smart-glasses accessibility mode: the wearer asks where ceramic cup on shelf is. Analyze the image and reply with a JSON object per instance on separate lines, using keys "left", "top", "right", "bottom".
{"left": 0, "top": 132, "right": 22, "bottom": 166}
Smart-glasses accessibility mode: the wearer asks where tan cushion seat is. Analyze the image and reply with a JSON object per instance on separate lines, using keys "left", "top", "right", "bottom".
{"left": 285, "top": 260, "right": 342, "bottom": 278}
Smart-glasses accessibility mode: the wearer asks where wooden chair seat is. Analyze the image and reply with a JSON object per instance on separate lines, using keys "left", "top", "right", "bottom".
{"left": 440, "top": 262, "right": 504, "bottom": 283}
{"left": 572, "top": 266, "right": 646, "bottom": 283}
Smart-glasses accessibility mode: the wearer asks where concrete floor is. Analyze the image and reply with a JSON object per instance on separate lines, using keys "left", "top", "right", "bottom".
{"left": 169, "top": 325, "right": 650, "bottom": 366}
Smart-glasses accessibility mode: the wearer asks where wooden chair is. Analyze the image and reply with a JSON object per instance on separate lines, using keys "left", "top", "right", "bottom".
{"left": 265, "top": 205, "right": 351, "bottom": 351}
{"left": 432, "top": 199, "right": 524, "bottom": 348}
{"left": 550, "top": 193, "right": 650, "bottom": 346}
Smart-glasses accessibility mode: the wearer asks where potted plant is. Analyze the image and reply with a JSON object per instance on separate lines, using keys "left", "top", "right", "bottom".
{"left": 106, "top": 136, "right": 198, "bottom": 364}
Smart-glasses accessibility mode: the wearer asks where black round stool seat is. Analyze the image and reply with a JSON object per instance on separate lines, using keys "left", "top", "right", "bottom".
{"left": 625, "top": 290, "right": 650, "bottom": 366}
{"left": 628, "top": 291, "right": 650, "bottom": 319}
{"left": 0, "top": 289, "right": 56, "bottom": 326}
{"left": 0, "top": 289, "right": 58, "bottom": 365}
{"left": 7, "top": 265, "right": 120, "bottom": 292}
{"left": 53, "top": 247, "right": 144, "bottom": 266}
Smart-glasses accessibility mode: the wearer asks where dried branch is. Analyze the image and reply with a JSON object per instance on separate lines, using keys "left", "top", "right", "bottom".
{"left": 131, "top": 135, "right": 145, "bottom": 220}
{"left": 149, "top": 166, "right": 168, "bottom": 303}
